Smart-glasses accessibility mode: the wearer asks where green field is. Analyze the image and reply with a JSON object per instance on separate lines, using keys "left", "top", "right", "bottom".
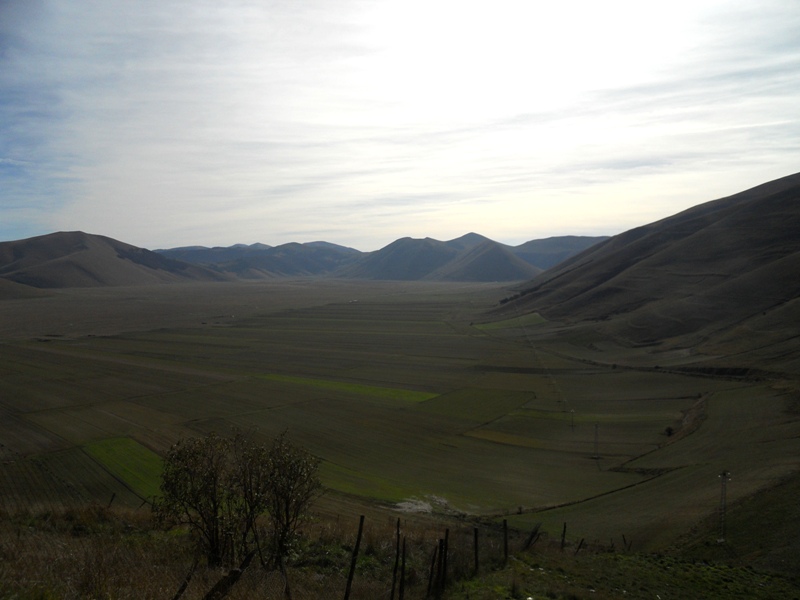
{"left": 0, "top": 280, "right": 798, "bottom": 554}
{"left": 256, "top": 373, "right": 439, "bottom": 402}
{"left": 83, "top": 437, "right": 164, "bottom": 501}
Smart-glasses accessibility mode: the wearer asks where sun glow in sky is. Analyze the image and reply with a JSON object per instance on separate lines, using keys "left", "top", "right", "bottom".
{"left": 1, "top": 0, "right": 799, "bottom": 250}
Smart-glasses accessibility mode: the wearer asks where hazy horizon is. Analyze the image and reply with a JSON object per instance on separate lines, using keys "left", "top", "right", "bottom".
{"left": 0, "top": 228, "right": 612, "bottom": 253}
{"left": 2, "top": 1, "right": 799, "bottom": 251}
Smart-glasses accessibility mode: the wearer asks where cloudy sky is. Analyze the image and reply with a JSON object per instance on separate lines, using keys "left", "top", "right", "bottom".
{"left": 1, "top": 1, "right": 798, "bottom": 251}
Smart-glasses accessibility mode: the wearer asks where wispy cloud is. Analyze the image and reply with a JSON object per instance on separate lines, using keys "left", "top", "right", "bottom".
{"left": 1, "top": 0, "right": 798, "bottom": 250}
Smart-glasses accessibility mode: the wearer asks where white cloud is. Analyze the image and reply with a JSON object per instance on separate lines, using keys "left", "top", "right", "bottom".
{"left": 0, "top": 0, "right": 798, "bottom": 250}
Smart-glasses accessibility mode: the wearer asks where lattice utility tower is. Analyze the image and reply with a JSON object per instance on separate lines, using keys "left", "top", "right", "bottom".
{"left": 593, "top": 422, "right": 599, "bottom": 459}
{"left": 718, "top": 470, "right": 731, "bottom": 543}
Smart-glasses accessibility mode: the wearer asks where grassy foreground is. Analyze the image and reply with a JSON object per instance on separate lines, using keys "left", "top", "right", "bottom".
{"left": 450, "top": 550, "right": 800, "bottom": 599}
{"left": 1, "top": 502, "right": 798, "bottom": 600}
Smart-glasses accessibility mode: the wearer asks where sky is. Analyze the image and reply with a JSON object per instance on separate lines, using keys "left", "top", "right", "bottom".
{"left": 1, "top": 1, "right": 799, "bottom": 251}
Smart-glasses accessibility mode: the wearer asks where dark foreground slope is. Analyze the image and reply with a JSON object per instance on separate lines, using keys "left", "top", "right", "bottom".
{"left": 0, "top": 231, "right": 229, "bottom": 290}
{"left": 500, "top": 172, "right": 800, "bottom": 372}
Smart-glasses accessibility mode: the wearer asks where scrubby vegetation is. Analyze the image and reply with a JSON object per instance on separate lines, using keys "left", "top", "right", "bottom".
{"left": 0, "top": 504, "right": 501, "bottom": 599}
{"left": 153, "top": 430, "right": 321, "bottom": 571}
{"left": 1, "top": 503, "right": 798, "bottom": 599}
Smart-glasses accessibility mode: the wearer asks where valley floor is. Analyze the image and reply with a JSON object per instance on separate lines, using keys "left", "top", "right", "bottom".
{"left": 1, "top": 280, "right": 798, "bottom": 584}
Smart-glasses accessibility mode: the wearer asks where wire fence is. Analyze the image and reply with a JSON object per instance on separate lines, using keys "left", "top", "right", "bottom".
{"left": 0, "top": 496, "right": 528, "bottom": 599}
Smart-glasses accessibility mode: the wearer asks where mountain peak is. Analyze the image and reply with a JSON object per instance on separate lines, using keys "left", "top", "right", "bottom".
{"left": 0, "top": 231, "right": 229, "bottom": 289}
{"left": 444, "top": 232, "right": 493, "bottom": 251}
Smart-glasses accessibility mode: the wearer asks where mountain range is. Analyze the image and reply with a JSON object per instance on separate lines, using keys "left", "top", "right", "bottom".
{"left": 2, "top": 171, "right": 799, "bottom": 373}
{"left": 155, "top": 232, "right": 607, "bottom": 281}
{"left": 0, "top": 230, "right": 605, "bottom": 293}
{"left": 499, "top": 171, "right": 800, "bottom": 373}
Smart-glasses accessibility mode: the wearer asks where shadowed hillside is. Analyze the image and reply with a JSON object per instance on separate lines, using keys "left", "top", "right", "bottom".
{"left": 337, "top": 236, "right": 457, "bottom": 280}
{"left": 157, "top": 234, "right": 606, "bottom": 281}
{"left": 0, "top": 278, "right": 51, "bottom": 300}
{"left": 338, "top": 235, "right": 544, "bottom": 281}
{"left": 500, "top": 172, "right": 800, "bottom": 371}
{"left": 0, "top": 231, "right": 609, "bottom": 287}
{"left": 0, "top": 231, "right": 230, "bottom": 289}
{"left": 155, "top": 242, "right": 272, "bottom": 264}
{"left": 158, "top": 241, "right": 362, "bottom": 277}
{"left": 507, "top": 235, "right": 611, "bottom": 269}
{"left": 427, "top": 239, "right": 542, "bottom": 281}
{"left": 215, "top": 241, "right": 362, "bottom": 277}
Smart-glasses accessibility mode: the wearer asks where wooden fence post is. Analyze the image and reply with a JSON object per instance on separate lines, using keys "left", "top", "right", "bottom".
{"left": 399, "top": 537, "right": 406, "bottom": 600}
{"left": 343, "top": 515, "right": 364, "bottom": 600}
{"left": 574, "top": 538, "right": 585, "bottom": 555}
{"left": 390, "top": 518, "right": 400, "bottom": 600}
{"left": 522, "top": 522, "right": 541, "bottom": 551}
{"left": 473, "top": 527, "right": 479, "bottom": 575}
{"left": 443, "top": 528, "right": 449, "bottom": 591}
{"left": 435, "top": 538, "right": 444, "bottom": 597}
{"left": 426, "top": 543, "right": 438, "bottom": 598}
{"left": 503, "top": 520, "right": 508, "bottom": 565}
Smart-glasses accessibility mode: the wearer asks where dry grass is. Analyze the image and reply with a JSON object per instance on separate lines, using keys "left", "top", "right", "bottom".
{"left": 0, "top": 504, "right": 519, "bottom": 600}
{"left": 3, "top": 501, "right": 798, "bottom": 600}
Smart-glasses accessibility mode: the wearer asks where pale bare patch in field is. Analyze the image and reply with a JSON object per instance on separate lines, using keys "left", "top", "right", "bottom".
{"left": 395, "top": 498, "right": 433, "bottom": 513}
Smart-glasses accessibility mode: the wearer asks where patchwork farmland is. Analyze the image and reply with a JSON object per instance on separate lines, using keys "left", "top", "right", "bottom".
{"left": 1, "top": 279, "right": 796, "bottom": 554}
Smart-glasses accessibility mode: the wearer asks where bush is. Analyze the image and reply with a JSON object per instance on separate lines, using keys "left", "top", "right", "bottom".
{"left": 153, "top": 430, "right": 321, "bottom": 568}
{"left": 264, "top": 432, "right": 323, "bottom": 564}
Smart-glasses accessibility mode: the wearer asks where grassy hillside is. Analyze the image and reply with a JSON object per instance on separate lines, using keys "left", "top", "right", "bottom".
{"left": 0, "top": 231, "right": 229, "bottom": 288}
{"left": 0, "top": 277, "right": 50, "bottom": 300}
{"left": 427, "top": 240, "right": 542, "bottom": 281}
{"left": 500, "top": 172, "right": 800, "bottom": 373}
{"left": 508, "top": 235, "right": 610, "bottom": 270}
{"left": 337, "top": 236, "right": 459, "bottom": 279}
{"left": 2, "top": 232, "right": 606, "bottom": 287}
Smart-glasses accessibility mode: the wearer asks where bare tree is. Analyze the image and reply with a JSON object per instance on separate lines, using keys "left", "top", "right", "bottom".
{"left": 154, "top": 431, "right": 320, "bottom": 569}
{"left": 265, "top": 432, "right": 323, "bottom": 564}
{"left": 230, "top": 432, "right": 271, "bottom": 561}
{"left": 154, "top": 433, "right": 238, "bottom": 567}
